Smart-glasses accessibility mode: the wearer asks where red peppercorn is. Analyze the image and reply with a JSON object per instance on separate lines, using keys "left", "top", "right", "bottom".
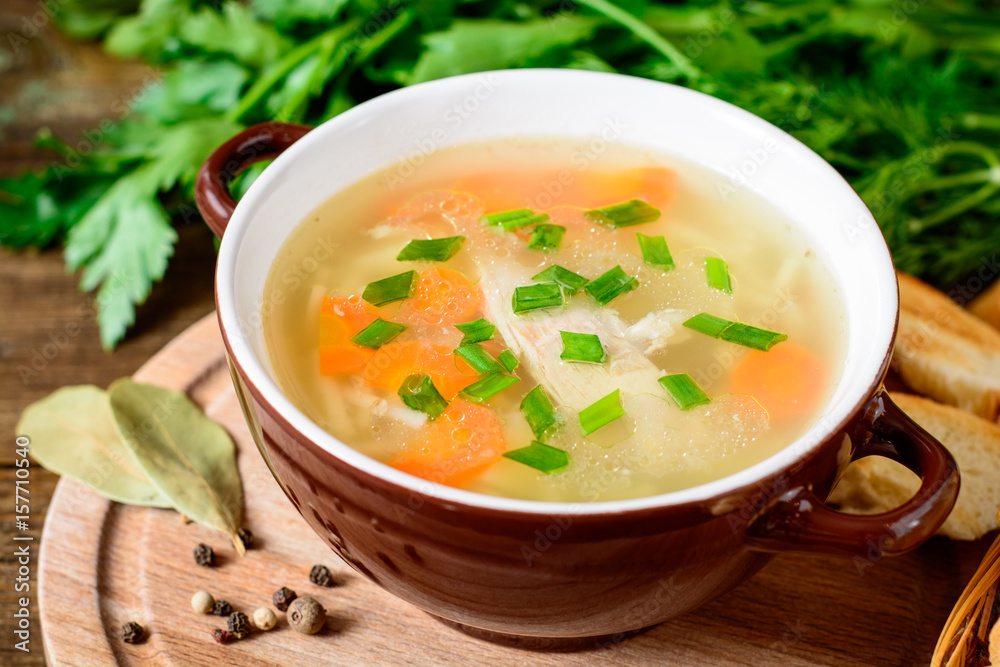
{"left": 212, "top": 629, "right": 235, "bottom": 644}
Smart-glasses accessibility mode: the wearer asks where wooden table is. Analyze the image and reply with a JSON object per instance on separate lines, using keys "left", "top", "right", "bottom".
{"left": 0, "top": 5, "right": 216, "bottom": 665}
{"left": 0, "top": 5, "right": 992, "bottom": 666}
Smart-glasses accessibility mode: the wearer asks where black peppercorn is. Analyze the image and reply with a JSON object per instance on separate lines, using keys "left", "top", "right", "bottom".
{"left": 121, "top": 621, "right": 144, "bottom": 644}
{"left": 309, "top": 564, "right": 333, "bottom": 587}
{"left": 228, "top": 611, "right": 251, "bottom": 639}
{"left": 194, "top": 543, "right": 215, "bottom": 567}
{"left": 272, "top": 586, "right": 297, "bottom": 612}
{"left": 212, "top": 599, "right": 233, "bottom": 617}
{"left": 237, "top": 528, "right": 254, "bottom": 550}
{"left": 212, "top": 628, "right": 235, "bottom": 644}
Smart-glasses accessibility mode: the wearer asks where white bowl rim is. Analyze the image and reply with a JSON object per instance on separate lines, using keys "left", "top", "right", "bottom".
{"left": 215, "top": 68, "right": 897, "bottom": 517}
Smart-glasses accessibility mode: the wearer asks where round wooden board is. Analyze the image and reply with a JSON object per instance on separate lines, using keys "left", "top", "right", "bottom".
{"left": 37, "top": 314, "right": 991, "bottom": 666}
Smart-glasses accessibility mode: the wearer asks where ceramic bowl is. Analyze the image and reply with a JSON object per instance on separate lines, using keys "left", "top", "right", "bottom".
{"left": 196, "top": 69, "right": 958, "bottom": 649}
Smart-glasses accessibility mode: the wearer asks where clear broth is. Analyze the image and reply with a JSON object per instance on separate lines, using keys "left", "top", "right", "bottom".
{"left": 263, "top": 138, "right": 847, "bottom": 502}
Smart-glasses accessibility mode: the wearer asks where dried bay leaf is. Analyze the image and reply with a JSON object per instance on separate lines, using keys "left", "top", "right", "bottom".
{"left": 15, "top": 385, "right": 171, "bottom": 507}
{"left": 108, "top": 378, "right": 245, "bottom": 554}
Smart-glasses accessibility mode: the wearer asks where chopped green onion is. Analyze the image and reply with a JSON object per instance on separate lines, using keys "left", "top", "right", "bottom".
{"left": 512, "top": 283, "right": 564, "bottom": 314}
{"left": 683, "top": 313, "right": 787, "bottom": 351}
{"left": 585, "top": 199, "right": 661, "bottom": 228}
{"left": 396, "top": 236, "right": 465, "bottom": 262}
{"left": 459, "top": 372, "right": 520, "bottom": 402}
{"left": 527, "top": 224, "right": 566, "bottom": 252}
{"left": 398, "top": 374, "right": 448, "bottom": 420}
{"left": 658, "top": 373, "right": 711, "bottom": 410}
{"left": 637, "top": 233, "right": 674, "bottom": 271}
{"left": 455, "top": 344, "right": 503, "bottom": 374}
{"left": 579, "top": 389, "right": 626, "bottom": 436}
{"left": 520, "top": 385, "right": 560, "bottom": 440}
{"left": 683, "top": 313, "right": 733, "bottom": 337}
{"left": 705, "top": 257, "right": 732, "bottom": 293}
{"left": 483, "top": 208, "right": 532, "bottom": 226}
{"left": 482, "top": 208, "right": 551, "bottom": 231}
{"left": 559, "top": 331, "right": 606, "bottom": 363}
{"left": 498, "top": 349, "right": 519, "bottom": 373}
{"left": 719, "top": 323, "right": 787, "bottom": 351}
{"left": 454, "top": 318, "right": 495, "bottom": 345}
{"left": 503, "top": 441, "right": 569, "bottom": 474}
{"left": 584, "top": 265, "right": 639, "bottom": 306}
{"left": 362, "top": 270, "right": 415, "bottom": 306}
{"left": 501, "top": 213, "right": 550, "bottom": 232}
{"left": 350, "top": 318, "right": 407, "bottom": 349}
{"left": 532, "top": 265, "right": 589, "bottom": 294}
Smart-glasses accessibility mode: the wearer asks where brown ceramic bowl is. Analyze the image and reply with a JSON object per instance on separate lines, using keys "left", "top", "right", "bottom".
{"left": 196, "top": 70, "right": 959, "bottom": 649}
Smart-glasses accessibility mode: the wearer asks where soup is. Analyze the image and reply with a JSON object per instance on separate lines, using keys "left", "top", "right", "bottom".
{"left": 263, "top": 138, "right": 846, "bottom": 502}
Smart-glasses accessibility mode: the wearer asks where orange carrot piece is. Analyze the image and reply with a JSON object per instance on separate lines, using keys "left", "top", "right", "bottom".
{"left": 389, "top": 399, "right": 508, "bottom": 486}
{"left": 363, "top": 340, "right": 480, "bottom": 399}
{"left": 729, "top": 343, "right": 827, "bottom": 420}
{"left": 577, "top": 167, "right": 677, "bottom": 209}
{"left": 395, "top": 268, "right": 483, "bottom": 326}
{"left": 318, "top": 296, "right": 382, "bottom": 375}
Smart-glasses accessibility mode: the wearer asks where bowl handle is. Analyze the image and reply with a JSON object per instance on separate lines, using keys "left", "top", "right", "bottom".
{"left": 744, "top": 390, "right": 959, "bottom": 558}
{"left": 195, "top": 122, "right": 312, "bottom": 238}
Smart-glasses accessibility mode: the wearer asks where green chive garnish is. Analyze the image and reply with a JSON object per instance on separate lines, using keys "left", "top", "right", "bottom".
{"left": 503, "top": 214, "right": 550, "bottom": 231}
{"left": 398, "top": 374, "right": 448, "bottom": 420}
{"left": 705, "top": 257, "right": 732, "bottom": 293}
{"left": 483, "top": 208, "right": 550, "bottom": 231}
{"left": 362, "top": 270, "right": 416, "bottom": 306}
{"left": 585, "top": 199, "right": 660, "bottom": 229}
{"left": 350, "top": 318, "right": 407, "bottom": 349}
{"left": 637, "top": 233, "right": 674, "bottom": 271}
{"left": 455, "top": 344, "right": 503, "bottom": 374}
{"left": 532, "top": 265, "right": 589, "bottom": 294}
{"left": 584, "top": 265, "right": 639, "bottom": 306}
{"left": 459, "top": 372, "right": 520, "bottom": 402}
{"left": 579, "top": 389, "right": 626, "bottom": 436}
{"left": 503, "top": 441, "right": 570, "bottom": 474}
{"left": 498, "top": 349, "right": 519, "bottom": 373}
{"left": 658, "top": 373, "right": 711, "bottom": 410}
{"left": 483, "top": 208, "right": 531, "bottom": 226}
{"left": 719, "top": 323, "right": 787, "bottom": 351}
{"left": 683, "top": 313, "right": 787, "bottom": 351}
{"left": 559, "top": 331, "right": 606, "bottom": 363}
{"left": 520, "top": 385, "right": 560, "bottom": 440}
{"left": 454, "top": 318, "right": 495, "bottom": 345}
{"left": 527, "top": 224, "right": 566, "bottom": 252}
{"left": 512, "top": 283, "right": 564, "bottom": 314}
{"left": 396, "top": 236, "right": 465, "bottom": 262}
{"left": 683, "top": 313, "right": 732, "bottom": 337}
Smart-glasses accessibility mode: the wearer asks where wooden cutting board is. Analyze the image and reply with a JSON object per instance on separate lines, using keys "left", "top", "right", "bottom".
{"left": 37, "top": 314, "right": 991, "bottom": 666}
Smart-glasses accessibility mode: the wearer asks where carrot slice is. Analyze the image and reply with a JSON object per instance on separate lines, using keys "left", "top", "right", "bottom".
{"left": 363, "top": 340, "right": 480, "bottom": 399}
{"left": 578, "top": 167, "right": 677, "bottom": 209}
{"left": 389, "top": 399, "right": 508, "bottom": 486}
{"left": 318, "top": 296, "right": 382, "bottom": 375}
{"left": 729, "top": 343, "right": 827, "bottom": 420}
{"left": 395, "top": 268, "right": 483, "bottom": 326}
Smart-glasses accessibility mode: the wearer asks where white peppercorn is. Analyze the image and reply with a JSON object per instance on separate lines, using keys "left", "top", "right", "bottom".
{"left": 191, "top": 590, "right": 215, "bottom": 614}
{"left": 253, "top": 607, "right": 277, "bottom": 631}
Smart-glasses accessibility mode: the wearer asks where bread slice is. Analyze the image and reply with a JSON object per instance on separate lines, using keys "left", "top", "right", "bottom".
{"left": 969, "top": 279, "right": 1000, "bottom": 332}
{"left": 893, "top": 272, "right": 1000, "bottom": 422}
{"left": 828, "top": 392, "right": 1000, "bottom": 540}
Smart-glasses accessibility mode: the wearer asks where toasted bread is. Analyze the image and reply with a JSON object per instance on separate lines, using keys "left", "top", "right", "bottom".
{"left": 892, "top": 272, "right": 1000, "bottom": 422}
{"left": 969, "top": 279, "right": 1000, "bottom": 332}
{"left": 828, "top": 392, "right": 1000, "bottom": 540}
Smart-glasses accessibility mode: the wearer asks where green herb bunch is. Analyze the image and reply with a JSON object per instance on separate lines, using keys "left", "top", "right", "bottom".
{"left": 2, "top": 0, "right": 999, "bottom": 349}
